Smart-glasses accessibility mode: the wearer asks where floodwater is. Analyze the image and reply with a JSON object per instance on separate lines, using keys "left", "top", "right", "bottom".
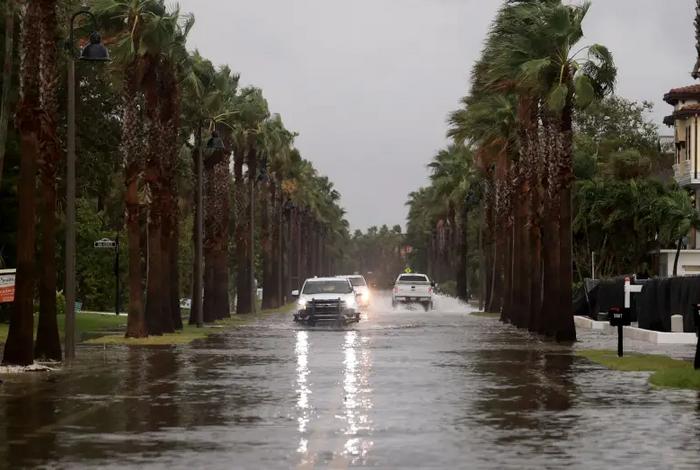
{"left": 1, "top": 293, "right": 700, "bottom": 469}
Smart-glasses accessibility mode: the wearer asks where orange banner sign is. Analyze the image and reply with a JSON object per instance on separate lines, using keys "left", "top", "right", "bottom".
{"left": 0, "top": 270, "right": 16, "bottom": 303}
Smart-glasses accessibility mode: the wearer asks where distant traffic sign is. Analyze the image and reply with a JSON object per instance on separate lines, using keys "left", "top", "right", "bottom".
{"left": 94, "top": 238, "right": 117, "bottom": 249}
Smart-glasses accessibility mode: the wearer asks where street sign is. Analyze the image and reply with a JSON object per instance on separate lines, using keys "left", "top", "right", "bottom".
{"left": 0, "top": 269, "right": 16, "bottom": 303}
{"left": 94, "top": 238, "right": 117, "bottom": 249}
{"left": 94, "top": 234, "right": 121, "bottom": 316}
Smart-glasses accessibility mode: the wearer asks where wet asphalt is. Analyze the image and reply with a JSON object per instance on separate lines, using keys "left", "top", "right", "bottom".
{"left": 1, "top": 292, "right": 700, "bottom": 469}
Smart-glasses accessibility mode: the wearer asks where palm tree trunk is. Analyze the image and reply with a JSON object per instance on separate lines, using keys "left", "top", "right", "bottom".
{"left": 189, "top": 127, "right": 202, "bottom": 325}
{"left": 34, "top": 0, "right": 61, "bottom": 361}
{"left": 295, "top": 210, "right": 303, "bottom": 289}
{"left": 146, "top": 205, "right": 168, "bottom": 334}
{"left": 276, "top": 192, "right": 284, "bottom": 306}
{"left": 235, "top": 145, "right": 253, "bottom": 314}
{"left": 527, "top": 126, "right": 543, "bottom": 333}
{"left": 203, "top": 144, "right": 229, "bottom": 321}
{"left": 556, "top": 98, "right": 576, "bottom": 342}
{"left": 261, "top": 181, "right": 274, "bottom": 310}
{"left": 673, "top": 237, "right": 683, "bottom": 277}
{"left": 0, "top": 0, "right": 15, "bottom": 189}
{"left": 501, "top": 220, "right": 514, "bottom": 322}
{"left": 122, "top": 60, "right": 147, "bottom": 338}
{"left": 3, "top": 2, "right": 41, "bottom": 366}
{"left": 125, "top": 166, "right": 146, "bottom": 337}
{"left": 212, "top": 144, "right": 231, "bottom": 320}
{"left": 456, "top": 207, "right": 468, "bottom": 301}
{"left": 170, "top": 212, "right": 182, "bottom": 328}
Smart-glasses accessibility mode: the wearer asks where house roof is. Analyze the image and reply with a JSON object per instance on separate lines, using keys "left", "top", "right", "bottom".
{"left": 664, "top": 84, "right": 700, "bottom": 104}
{"left": 663, "top": 103, "right": 700, "bottom": 126}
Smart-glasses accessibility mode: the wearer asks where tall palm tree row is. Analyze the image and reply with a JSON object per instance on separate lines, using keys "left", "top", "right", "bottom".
{"left": 2, "top": 1, "right": 43, "bottom": 366}
{"left": 1, "top": 0, "right": 350, "bottom": 364}
{"left": 407, "top": 0, "right": 616, "bottom": 340}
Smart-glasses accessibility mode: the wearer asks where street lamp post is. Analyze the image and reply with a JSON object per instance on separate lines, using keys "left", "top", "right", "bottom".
{"left": 64, "top": 11, "right": 110, "bottom": 361}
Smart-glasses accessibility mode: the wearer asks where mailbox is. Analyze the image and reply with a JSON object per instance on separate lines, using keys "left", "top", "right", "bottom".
{"left": 609, "top": 306, "right": 631, "bottom": 327}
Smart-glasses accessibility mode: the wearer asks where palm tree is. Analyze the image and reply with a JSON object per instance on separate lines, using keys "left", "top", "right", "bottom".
{"left": 231, "top": 87, "right": 269, "bottom": 314}
{"left": 0, "top": 0, "right": 15, "bottom": 189}
{"left": 156, "top": 10, "right": 193, "bottom": 331}
{"left": 458, "top": 0, "right": 615, "bottom": 338}
{"left": 260, "top": 114, "right": 295, "bottom": 310}
{"left": 93, "top": 0, "right": 168, "bottom": 338}
{"left": 3, "top": 1, "right": 41, "bottom": 366}
{"left": 205, "top": 67, "right": 239, "bottom": 322}
{"left": 139, "top": 6, "right": 182, "bottom": 335}
{"left": 427, "top": 144, "right": 475, "bottom": 299}
{"left": 34, "top": 0, "right": 61, "bottom": 360}
{"left": 499, "top": 0, "right": 615, "bottom": 339}
{"left": 180, "top": 53, "right": 239, "bottom": 323}
{"left": 655, "top": 190, "right": 700, "bottom": 276}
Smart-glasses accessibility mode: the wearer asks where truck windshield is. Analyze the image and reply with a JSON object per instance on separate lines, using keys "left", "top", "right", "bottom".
{"left": 302, "top": 280, "right": 353, "bottom": 294}
{"left": 347, "top": 276, "right": 367, "bottom": 287}
{"left": 398, "top": 275, "right": 429, "bottom": 283}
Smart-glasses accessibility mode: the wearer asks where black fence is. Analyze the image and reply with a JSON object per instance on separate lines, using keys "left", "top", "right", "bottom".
{"left": 574, "top": 276, "right": 700, "bottom": 333}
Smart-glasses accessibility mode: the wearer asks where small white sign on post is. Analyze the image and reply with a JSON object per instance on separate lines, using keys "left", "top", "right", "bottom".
{"left": 624, "top": 276, "right": 643, "bottom": 308}
{"left": 94, "top": 238, "right": 117, "bottom": 249}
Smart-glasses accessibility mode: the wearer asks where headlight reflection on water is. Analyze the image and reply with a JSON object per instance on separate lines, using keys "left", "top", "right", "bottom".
{"left": 295, "top": 330, "right": 373, "bottom": 465}
{"left": 343, "top": 331, "right": 374, "bottom": 462}
{"left": 295, "top": 331, "right": 311, "bottom": 455}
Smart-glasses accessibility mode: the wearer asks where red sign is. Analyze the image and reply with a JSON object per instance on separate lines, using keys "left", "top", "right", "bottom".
{"left": 0, "top": 270, "right": 16, "bottom": 303}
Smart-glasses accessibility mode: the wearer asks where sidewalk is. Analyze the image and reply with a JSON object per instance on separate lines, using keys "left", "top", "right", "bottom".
{"left": 575, "top": 316, "right": 697, "bottom": 345}
{"left": 574, "top": 317, "right": 697, "bottom": 361}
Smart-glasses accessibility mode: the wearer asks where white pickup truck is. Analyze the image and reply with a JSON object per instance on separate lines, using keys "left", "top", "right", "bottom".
{"left": 392, "top": 273, "right": 434, "bottom": 311}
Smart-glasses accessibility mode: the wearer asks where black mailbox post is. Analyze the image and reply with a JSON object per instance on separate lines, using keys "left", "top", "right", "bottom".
{"left": 609, "top": 306, "right": 631, "bottom": 357}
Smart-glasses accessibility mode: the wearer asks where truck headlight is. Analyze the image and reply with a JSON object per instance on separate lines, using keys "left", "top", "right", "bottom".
{"left": 298, "top": 298, "right": 308, "bottom": 309}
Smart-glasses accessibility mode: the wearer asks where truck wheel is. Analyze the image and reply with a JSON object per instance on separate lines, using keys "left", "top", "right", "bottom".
{"left": 422, "top": 302, "right": 431, "bottom": 312}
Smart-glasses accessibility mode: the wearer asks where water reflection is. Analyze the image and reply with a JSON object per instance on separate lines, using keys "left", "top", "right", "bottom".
{"left": 471, "top": 346, "right": 576, "bottom": 456}
{"left": 295, "top": 331, "right": 311, "bottom": 460}
{"left": 341, "top": 330, "right": 373, "bottom": 463}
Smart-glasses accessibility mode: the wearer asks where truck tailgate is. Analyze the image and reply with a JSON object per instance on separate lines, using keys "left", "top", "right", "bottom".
{"left": 395, "top": 283, "right": 431, "bottom": 297}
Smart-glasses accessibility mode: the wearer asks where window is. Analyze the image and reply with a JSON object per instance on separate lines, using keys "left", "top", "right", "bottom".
{"left": 302, "top": 280, "right": 353, "bottom": 295}
{"left": 347, "top": 276, "right": 367, "bottom": 287}
{"left": 398, "top": 275, "right": 429, "bottom": 283}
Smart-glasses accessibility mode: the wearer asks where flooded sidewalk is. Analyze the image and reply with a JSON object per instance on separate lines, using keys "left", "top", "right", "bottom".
{"left": 1, "top": 293, "right": 699, "bottom": 469}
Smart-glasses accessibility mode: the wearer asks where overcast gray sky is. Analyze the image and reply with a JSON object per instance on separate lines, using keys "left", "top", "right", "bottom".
{"left": 178, "top": 0, "right": 695, "bottom": 230}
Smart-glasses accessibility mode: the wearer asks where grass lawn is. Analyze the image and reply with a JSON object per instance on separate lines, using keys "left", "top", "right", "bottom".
{"left": 1, "top": 304, "right": 292, "bottom": 347}
{"left": 471, "top": 311, "right": 501, "bottom": 318}
{"left": 0, "top": 313, "right": 126, "bottom": 345}
{"left": 84, "top": 303, "right": 293, "bottom": 346}
{"left": 578, "top": 349, "right": 700, "bottom": 391}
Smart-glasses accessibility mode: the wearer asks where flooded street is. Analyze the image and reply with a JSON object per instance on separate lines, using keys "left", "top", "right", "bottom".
{"left": 2, "top": 293, "right": 700, "bottom": 469}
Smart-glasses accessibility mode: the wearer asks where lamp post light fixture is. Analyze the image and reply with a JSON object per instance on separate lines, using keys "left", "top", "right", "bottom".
{"left": 64, "top": 10, "right": 110, "bottom": 362}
